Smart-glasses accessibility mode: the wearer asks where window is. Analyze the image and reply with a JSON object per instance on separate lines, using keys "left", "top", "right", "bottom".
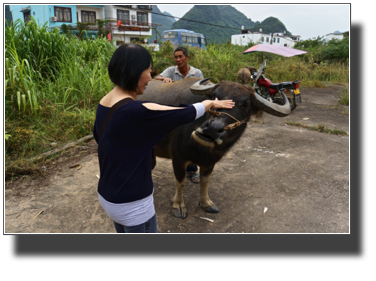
{"left": 81, "top": 10, "right": 96, "bottom": 23}
{"left": 192, "top": 36, "right": 198, "bottom": 44}
{"left": 277, "top": 38, "right": 280, "bottom": 43}
{"left": 261, "top": 37, "right": 264, "bottom": 42}
{"left": 54, "top": 6, "right": 72, "bottom": 22}
{"left": 181, "top": 32, "right": 187, "bottom": 43}
{"left": 273, "top": 37, "right": 276, "bottom": 43}
{"left": 266, "top": 37, "right": 269, "bottom": 42}
{"left": 117, "top": 9, "right": 129, "bottom": 21}
{"left": 24, "top": 11, "right": 31, "bottom": 23}
{"left": 137, "top": 12, "right": 148, "bottom": 25}
{"left": 163, "top": 31, "right": 178, "bottom": 39}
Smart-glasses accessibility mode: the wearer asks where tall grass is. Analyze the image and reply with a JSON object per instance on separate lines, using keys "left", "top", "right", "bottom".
{"left": 151, "top": 41, "right": 349, "bottom": 86}
{"left": 5, "top": 17, "right": 116, "bottom": 166}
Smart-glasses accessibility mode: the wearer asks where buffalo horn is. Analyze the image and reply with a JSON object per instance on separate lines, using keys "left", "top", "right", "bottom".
{"left": 190, "top": 78, "right": 216, "bottom": 96}
{"left": 250, "top": 91, "right": 291, "bottom": 117}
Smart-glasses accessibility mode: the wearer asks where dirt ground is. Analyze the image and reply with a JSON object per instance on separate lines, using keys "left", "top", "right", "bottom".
{"left": 5, "top": 85, "right": 349, "bottom": 233}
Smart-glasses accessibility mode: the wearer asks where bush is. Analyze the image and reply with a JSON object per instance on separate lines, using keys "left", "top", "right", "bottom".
{"left": 322, "top": 36, "right": 349, "bottom": 62}
{"left": 294, "top": 35, "right": 349, "bottom": 63}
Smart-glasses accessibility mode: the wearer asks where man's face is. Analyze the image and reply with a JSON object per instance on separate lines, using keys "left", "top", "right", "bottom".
{"left": 174, "top": 51, "right": 189, "bottom": 68}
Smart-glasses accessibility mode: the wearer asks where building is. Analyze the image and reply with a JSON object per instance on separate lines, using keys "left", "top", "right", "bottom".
{"left": 325, "top": 32, "right": 344, "bottom": 42}
{"left": 104, "top": 5, "right": 159, "bottom": 49}
{"left": 8, "top": 4, "right": 160, "bottom": 49}
{"left": 231, "top": 28, "right": 301, "bottom": 48}
{"left": 5, "top": 5, "right": 13, "bottom": 24}
{"left": 9, "top": 5, "right": 106, "bottom": 38}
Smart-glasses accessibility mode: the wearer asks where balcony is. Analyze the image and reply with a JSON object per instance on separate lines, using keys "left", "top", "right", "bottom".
{"left": 115, "top": 5, "right": 152, "bottom": 10}
{"left": 137, "top": 5, "right": 152, "bottom": 10}
{"left": 112, "top": 18, "right": 160, "bottom": 32}
{"left": 118, "top": 19, "right": 149, "bottom": 27}
{"left": 55, "top": 17, "right": 161, "bottom": 35}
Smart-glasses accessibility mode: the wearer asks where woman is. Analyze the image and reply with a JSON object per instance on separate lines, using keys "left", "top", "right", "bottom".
{"left": 93, "top": 44, "right": 234, "bottom": 233}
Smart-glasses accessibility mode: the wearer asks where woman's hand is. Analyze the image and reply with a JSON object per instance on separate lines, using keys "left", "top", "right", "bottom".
{"left": 201, "top": 98, "right": 235, "bottom": 112}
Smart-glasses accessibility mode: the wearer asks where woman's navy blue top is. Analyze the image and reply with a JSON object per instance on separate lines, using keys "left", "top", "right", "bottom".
{"left": 93, "top": 100, "right": 196, "bottom": 204}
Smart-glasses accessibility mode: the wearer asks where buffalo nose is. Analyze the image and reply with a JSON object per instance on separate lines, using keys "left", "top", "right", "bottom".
{"left": 202, "top": 119, "right": 226, "bottom": 140}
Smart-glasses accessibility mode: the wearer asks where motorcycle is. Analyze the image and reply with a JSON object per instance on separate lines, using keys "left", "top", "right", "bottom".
{"left": 250, "top": 60, "right": 301, "bottom": 111}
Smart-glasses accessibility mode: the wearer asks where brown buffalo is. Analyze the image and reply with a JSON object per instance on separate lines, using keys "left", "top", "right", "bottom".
{"left": 237, "top": 68, "right": 251, "bottom": 84}
{"left": 137, "top": 77, "right": 291, "bottom": 218}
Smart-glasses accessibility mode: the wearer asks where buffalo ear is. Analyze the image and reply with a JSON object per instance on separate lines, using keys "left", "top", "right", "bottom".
{"left": 190, "top": 78, "right": 217, "bottom": 96}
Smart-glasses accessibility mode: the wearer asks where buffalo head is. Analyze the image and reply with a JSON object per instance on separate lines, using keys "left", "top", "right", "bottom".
{"left": 189, "top": 78, "right": 291, "bottom": 149}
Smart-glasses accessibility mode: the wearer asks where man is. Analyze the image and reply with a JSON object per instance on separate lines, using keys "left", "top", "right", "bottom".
{"left": 154, "top": 46, "right": 204, "bottom": 83}
{"left": 154, "top": 47, "right": 203, "bottom": 183}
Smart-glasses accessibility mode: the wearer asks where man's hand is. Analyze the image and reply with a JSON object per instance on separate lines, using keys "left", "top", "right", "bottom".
{"left": 154, "top": 75, "right": 173, "bottom": 83}
{"left": 162, "top": 77, "right": 173, "bottom": 83}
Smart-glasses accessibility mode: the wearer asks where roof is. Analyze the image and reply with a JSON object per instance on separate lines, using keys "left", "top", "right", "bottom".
{"left": 326, "top": 32, "right": 344, "bottom": 36}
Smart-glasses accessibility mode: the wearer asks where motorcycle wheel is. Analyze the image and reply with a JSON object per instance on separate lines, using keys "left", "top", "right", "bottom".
{"left": 288, "top": 98, "right": 297, "bottom": 111}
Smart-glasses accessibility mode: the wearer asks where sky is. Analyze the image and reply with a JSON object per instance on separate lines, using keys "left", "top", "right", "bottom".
{"left": 158, "top": 4, "right": 350, "bottom": 41}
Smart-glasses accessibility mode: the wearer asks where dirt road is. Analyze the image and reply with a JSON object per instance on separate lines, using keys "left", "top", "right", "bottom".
{"left": 5, "top": 85, "right": 349, "bottom": 233}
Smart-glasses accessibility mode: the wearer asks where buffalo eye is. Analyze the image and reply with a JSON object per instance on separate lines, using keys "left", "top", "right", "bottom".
{"left": 240, "top": 100, "right": 250, "bottom": 108}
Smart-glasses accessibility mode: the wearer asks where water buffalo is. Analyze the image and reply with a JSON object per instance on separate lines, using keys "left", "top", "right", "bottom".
{"left": 237, "top": 68, "right": 251, "bottom": 84}
{"left": 138, "top": 77, "right": 291, "bottom": 218}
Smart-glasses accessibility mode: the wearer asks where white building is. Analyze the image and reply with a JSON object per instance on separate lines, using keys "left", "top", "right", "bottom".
{"left": 104, "top": 5, "right": 159, "bottom": 50}
{"left": 325, "top": 32, "right": 344, "bottom": 42}
{"left": 231, "top": 28, "right": 301, "bottom": 48}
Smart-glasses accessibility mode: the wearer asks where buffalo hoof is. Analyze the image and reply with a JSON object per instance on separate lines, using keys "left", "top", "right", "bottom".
{"left": 199, "top": 202, "right": 219, "bottom": 213}
{"left": 172, "top": 208, "right": 188, "bottom": 219}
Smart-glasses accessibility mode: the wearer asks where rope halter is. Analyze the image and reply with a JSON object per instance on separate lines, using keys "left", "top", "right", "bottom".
{"left": 207, "top": 109, "right": 249, "bottom": 131}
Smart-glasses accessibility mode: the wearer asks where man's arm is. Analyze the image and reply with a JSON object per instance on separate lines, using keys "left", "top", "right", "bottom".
{"left": 154, "top": 75, "right": 173, "bottom": 83}
{"left": 197, "top": 69, "right": 204, "bottom": 78}
{"left": 154, "top": 67, "right": 173, "bottom": 83}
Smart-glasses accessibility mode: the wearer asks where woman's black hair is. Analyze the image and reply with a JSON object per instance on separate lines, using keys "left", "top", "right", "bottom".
{"left": 108, "top": 43, "right": 153, "bottom": 92}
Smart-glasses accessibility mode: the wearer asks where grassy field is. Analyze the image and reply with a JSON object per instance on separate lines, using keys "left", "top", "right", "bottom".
{"left": 4, "top": 19, "right": 349, "bottom": 178}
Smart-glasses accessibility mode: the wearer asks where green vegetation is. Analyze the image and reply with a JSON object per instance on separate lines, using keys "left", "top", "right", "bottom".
{"left": 284, "top": 122, "right": 348, "bottom": 136}
{"left": 295, "top": 34, "right": 349, "bottom": 63}
{"left": 5, "top": 18, "right": 116, "bottom": 176}
{"left": 339, "top": 84, "right": 349, "bottom": 105}
{"left": 5, "top": 17, "right": 349, "bottom": 178}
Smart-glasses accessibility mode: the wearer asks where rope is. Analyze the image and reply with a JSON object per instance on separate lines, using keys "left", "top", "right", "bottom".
{"left": 207, "top": 109, "right": 249, "bottom": 131}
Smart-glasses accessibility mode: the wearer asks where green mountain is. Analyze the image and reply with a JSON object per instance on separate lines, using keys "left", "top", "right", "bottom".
{"left": 148, "top": 5, "right": 174, "bottom": 43}
{"left": 163, "top": 11, "right": 176, "bottom": 23}
{"left": 149, "top": 5, "right": 292, "bottom": 44}
{"left": 250, "top": 17, "right": 291, "bottom": 35}
{"left": 170, "top": 5, "right": 257, "bottom": 44}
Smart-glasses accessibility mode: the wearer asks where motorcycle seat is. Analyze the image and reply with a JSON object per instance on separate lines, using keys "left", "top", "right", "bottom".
{"left": 270, "top": 82, "right": 293, "bottom": 90}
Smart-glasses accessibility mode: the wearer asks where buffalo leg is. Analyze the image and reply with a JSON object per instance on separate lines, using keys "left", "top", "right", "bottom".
{"left": 171, "top": 160, "right": 188, "bottom": 219}
{"left": 198, "top": 166, "right": 219, "bottom": 213}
